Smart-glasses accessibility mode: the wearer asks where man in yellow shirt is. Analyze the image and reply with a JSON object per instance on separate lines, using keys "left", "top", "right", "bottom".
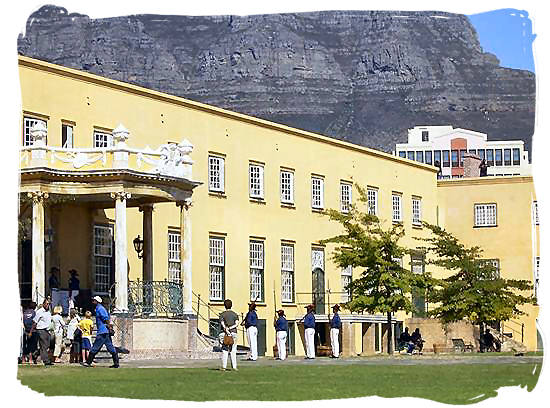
{"left": 79, "top": 311, "right": 93, "bottom": 364}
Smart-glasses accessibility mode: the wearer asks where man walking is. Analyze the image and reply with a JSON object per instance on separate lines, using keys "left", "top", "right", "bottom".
{"left": 28, "top": 299, "right": 53, "bottom": 366}
{"left": 82, "top": 296, "right": 119, "bottom": 368}
{"left": 220, "top": 299, "right": 239, "bottom": 371}
{"left": 242, "top": 301, "right": 258, "bottom": 361}
{"left": 329, "top": 304, "right": 342, "bottom": 358}
{"left": 303, "top": 304, "right": 316, "bottom": 359}
{"left": 274, "top": 309, "right": 288, "bottom": 360}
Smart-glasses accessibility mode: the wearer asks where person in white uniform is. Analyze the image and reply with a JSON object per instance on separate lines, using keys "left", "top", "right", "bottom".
{"left": 274, "top": 309, "right": 288, "bottom": 360}
{"left": 329, "top": 304, "right": 342, "bottom": 358}
{"left": 302, "top": 304, "right": 316, "bottom": 359}
{"left": 241, "top": 302, "right": 258, "bottom": 361}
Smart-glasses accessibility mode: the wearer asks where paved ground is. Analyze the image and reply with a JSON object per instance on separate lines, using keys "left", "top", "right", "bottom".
{"left": 119, "top": 354, "right": 543, "bottom": 369}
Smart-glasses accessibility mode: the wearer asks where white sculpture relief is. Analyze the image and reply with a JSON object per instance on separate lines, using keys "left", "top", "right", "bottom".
{"left": 53, "top": 151, "right": 105, "bottom": 169}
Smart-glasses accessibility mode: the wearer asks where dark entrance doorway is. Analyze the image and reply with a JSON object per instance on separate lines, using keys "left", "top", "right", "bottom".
{"left": 312, "top": 267, "right": 325, "bottom": 314}
{"left": 20, "top": 239, "right": 32, "bottom": 303}
{"left": 257, "top": 319, "right": 267, "bottom": 356}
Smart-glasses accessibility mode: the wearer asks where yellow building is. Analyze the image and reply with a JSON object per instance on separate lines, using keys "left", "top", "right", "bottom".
{"left": 17, "top": 56, "right": 539, "bottom": 356}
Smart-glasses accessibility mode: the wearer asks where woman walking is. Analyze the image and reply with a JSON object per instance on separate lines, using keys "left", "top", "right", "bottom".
{"left": 51, "top": 305, "right": 66, "bottom": 363}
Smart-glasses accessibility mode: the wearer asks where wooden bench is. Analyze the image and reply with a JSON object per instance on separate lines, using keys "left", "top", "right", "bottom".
{"left": 452, "top": 338, "right": 474, "bottom": 353}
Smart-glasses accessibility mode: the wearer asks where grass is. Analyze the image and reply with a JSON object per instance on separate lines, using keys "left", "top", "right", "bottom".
{"left": 18, "top": 362, "right": 541, "bottom": 403}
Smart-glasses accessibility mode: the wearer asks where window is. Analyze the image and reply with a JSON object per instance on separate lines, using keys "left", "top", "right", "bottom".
{"left": 474, "top": 204, "right": 497, "bottom": 227}
{"left": 340, "top": 182, "right": 352, "bottom": 213}
{"left": 421, "top": 130, "right": 429, "bottom": 142}
{"left": 209, "top": 237, "right": 225, "bottom": 301}
{"left": 412, "top": 197, "right": 422, "bottom": 226}
{"left": 504, "top": 149, "right": 511, "bottom": 166}
{"left": 486, "top": 149, "right": 494, "bottom": 166}
{"left": 451, "top": 150, "right": 459, "bottom": 168}
{"left": 249, "top": 163, "right": 264, "bottom": 199}
{"left": 281, "top": 244, "right": 294, "bottom": 303}
{"left": 208, "top": 155, "right": 225, "bottom": 193}
{"left": 425, "top": 151, "right": 432, "bottom": 165}
{"left": 23, "top": 117, "right": 47, "bottom": 146}
{"left": 410, "top": 253, "right": 426, "bottom": 317}
{"left": 442, "top": 150, "right": 450, "bottom": 167}
{"left": 398, "top": 151, "right": 406, "bottom": 158}
{"left": 533, "top": 201, "right": 539, "bottom": 225}
{"left": 280, "top": 169, "right": 294, "bottom": 204}
{"left": 93, "top": 225, "right": 113, "bottom": 294}
{"left": 459, "top": 149, "right": 466, "bottom": 167}
{"left": 311, "top": 176, "right": 324, "bottom": 209}
{"left": 250, "top": 241, "right": 264, "bottom": 301}
{"left": 62, "top": 124, "right": 73, "bottom": 148}
{"left": 477, "top": 149, "right": 486, "bottom": 160}
{"left": 534, "top": 257, "right": 540, "bottom": 299}
{"left": 495, "top": 149, "right": 502, "bottom": 166}
{"left": 416, "top": 151, "right": 424, "bottom": 163}
{"left": 512, "top": 148, "right": 521, "bottom": 166}
{"left": 434, "top": 150, "right": 441, "bottom": 167}
{"left": 93, "top": 130, "right": 113, "bottom": 148}
{"left": 168, "top": 231, "right": 181, "bottom": 283}
{"left": 341, "top": 266, "right": 352, "bottom": 302}
{"left": 469, "top": 149, "right": 476, "bottom": 154}
{"left": 367, "top": 188, "right": 378, "bottom": 216}
{"left": 392, "top": 194, "right": 402, "bottom": 223}
{"left": 407, "top": 151, "right": 415, "bottom": 161}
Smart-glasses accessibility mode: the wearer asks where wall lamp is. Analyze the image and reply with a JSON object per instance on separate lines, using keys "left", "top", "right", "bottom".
{"left": 133, "top": 235, "right": 144, "bottom": 259}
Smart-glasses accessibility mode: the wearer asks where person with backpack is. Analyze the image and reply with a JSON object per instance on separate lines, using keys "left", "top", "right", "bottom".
{"left": 219, "top": 299, "right": 239, "bottom": 371}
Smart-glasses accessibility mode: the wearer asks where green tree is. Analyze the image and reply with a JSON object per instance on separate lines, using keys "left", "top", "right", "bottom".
{"left": 321, "top": 185, "right": 428, "bottom": 355}
{"left": 419, "top": 223, "right": 536, "bottom": 340}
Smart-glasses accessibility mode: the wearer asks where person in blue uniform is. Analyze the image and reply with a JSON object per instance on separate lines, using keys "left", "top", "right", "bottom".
{"left": 274, "top": 309, "right": 288, "bottom": 360}
{"left": 329, "top": 304, "right": 342, "bottom": 358}
{"left": 82, "top": 296, "right": 119, "bottom": 368}
{"left": 302, "top": 304, "right": 316, "bottom": 359}
{"left": 241, "top": 301, "right": 258, "bottom": 361}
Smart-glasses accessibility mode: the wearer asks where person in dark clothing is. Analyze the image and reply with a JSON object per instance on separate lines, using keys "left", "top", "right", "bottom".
{"left": 48, "top": 267, "right": 60, "bottom": 294}
{"left": 479, "top": 159, "right": 488, "bottom": 177}
{"left": 398, "top": 327, "right": 411, "bottom": 351}
{"left": 22, "top": 301, "right": 38, "bottom": 364}
{"left": 329, "top": 304, "right": 342, "bottom": 358}
{"left": 481, "top": 329, "right": 501, "bottom": 352}
{"left": 408, "top": 328, "right": 424, "bottom": 354}
{"left": 274, "top": 310, "right": 288, "bottom": 360}
{"left": 241, "top": 302, "right": 258, "bottom": 361}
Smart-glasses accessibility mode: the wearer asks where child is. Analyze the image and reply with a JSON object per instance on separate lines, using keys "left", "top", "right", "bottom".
{"left": 66, "top": 309, "right": 81, "bottom": 363}
{"left": 79, "top": 311, "right": 94, "bottom": 364}
{"left": 51, "top": 305, "right": 66, "bottom": 363}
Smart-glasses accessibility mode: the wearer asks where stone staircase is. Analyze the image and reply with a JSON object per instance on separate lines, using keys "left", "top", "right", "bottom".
{"left": 488, "top": 327, "right": 527, "bottom": 353}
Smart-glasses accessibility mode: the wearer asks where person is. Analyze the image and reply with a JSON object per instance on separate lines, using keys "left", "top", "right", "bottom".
{"left": 82, "top": 296, "right": 119, "bottom": 368}
{"left": 398, "top": 327, "right": 411, "bottom": 352}
{"left": 48, "top": 267, "right": 60, "bottom": 294}
{"left": 303, "top": 304, "right": 316, "bottom": 359}
{"left": 408, "top": 328, "right": 424, "bottom": 354}
{"left": 481, "top": 329, "right": 501, "bottom": 352}
{"left": 479, "top": 159, "right": 488, "bottom": 177}
{"left": 274, "top": 309, "right": 288, "bottom": 360}
{"left": 28, "top": 299, "right": 53, "bottom": 366}
{"left": 68, "top": 269, "right": 80, "bottom": 310}
{"left": 66, "top": 308, "right": 82, "bottom": 363}
{"left": 79, "top": 311, "right": 94, "bottom": 363}
{"left": 22, "top": 301, "right": 38, "bottom": 364}
{"left": 219, "top": 298, "right": 239, "bottom": 371}
{"left": 51, "top": 305, "right": 66, "bottom": 363}
{"left": 329, "top": 304, "right": 342, "bottom": 358}
{"left": 241, "top": 301, "right": 258, "bottom": 361}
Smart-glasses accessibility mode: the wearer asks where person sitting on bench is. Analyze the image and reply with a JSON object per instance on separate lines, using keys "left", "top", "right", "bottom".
{"left": 398, "top": 327, "right": 411, "bottom": 351}
{"left": 481, "top": 329, "right": 501, "bottom": 352}
{"left": 408, "top": 328, "right": 424, "bottom": 354}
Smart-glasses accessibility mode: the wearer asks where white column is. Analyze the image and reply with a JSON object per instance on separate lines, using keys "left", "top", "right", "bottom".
{"left": 111, "top": 192, "right": 130, "bottom": 312}
{"left": 179, "top": 199, "right": 193, "bottom": 314}
{"left": 29, "top": 191, "right": 48, "bottom": 303}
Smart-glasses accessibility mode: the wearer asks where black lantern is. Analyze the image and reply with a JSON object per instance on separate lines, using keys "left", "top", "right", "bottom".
{"left": 44, "top": 227, "right": 54, "bottom": 249}
{"left": 133, "top": 235, "right": 144, "bottom": 259}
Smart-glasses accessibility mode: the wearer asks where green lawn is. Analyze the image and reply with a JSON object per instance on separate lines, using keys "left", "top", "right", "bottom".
{"left": 18, "top": 363, "right": 540, "bottom": 403}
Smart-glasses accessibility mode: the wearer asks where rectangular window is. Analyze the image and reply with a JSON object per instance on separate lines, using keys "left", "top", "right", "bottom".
{"left": 281, "top": 244, "right": 294, "bottom": 303}
{"left": 61, "top": 124, "right": 73, "bottom": 148}
{"left": 23, "top": 117, "right": 47, "bottom": 146}
{"left": 534, "top": 257, "right": 540, "bottom": 299}
{"left": 459, "top": 149, "right": 466, "bottom": 167}
{"left": 249, "top": 163, "right": 265, "bottom": 199}
{"left": 477, "top": 149, "right": 486, "bottom": 160}
{"left": 495, "top": 149, "right": 503, "bottom": 166}
{"left": 416, "top": 151, "right": 424, "bottom": 163}
{"left": 421, "top": 130, "right": 429, "bottom": 142}
{"left": 311, "top": 176, "right": 324, "bottom": 209}
{"left": 93, "top": 225, "right": 113, "bottom": 294}
{"left": 442, "top": 150, "right": 450, "bottom": 167}
{"left": 425, "top": 151, "right": 433, "bottom": 165}
{"left": 451, "top": 150, "right": 459, "bottom": 168}
{"left": 486, "top": 149, "right": 494, "bottom": 166}
{"left": 367, "top": 188, "right": 378, "bottom": 216}
{"left": 407, "top": 151, "right": 415, "bottom": 161}
{"left": 410, "top": 253, "right": 426, "bottom": 317}
{"left": 469, "top": 149, "right": 476, "bottom": 154}
{"left": 434, "top": 150, "right": 441, "bottom": 167}
{"left": 250, "top": 241, "right": 264, "bottom": 302}
{"left": 533, "top": 201, "right": 539, "bottom": 225}
{"left": 340, "top": 182, "right": 352, "bottom": 213}
{"left": 474, "top": 203, "right": 497, "bottom": 227}
{"left": 168, "top": 230, "right": 181, "bottom": 283}
{"left": 512, "top": 148, "right": 521, "bottom": 166}
{"left": 209, "top": 237, "right": 225, "bottom": 301}
{"left": 398, "top": 151, "right": 406, "bottom": 158}
{"left": 392, "top": 194, "right": 402, "bottom": 223}
{"left": 280, "top": 169, "right": 294, "bottom": 204}
{"left": 208, "top": 155, "right": 225, "bottom": 193}
{"left": 93, "top": 130, "right": 113, "bottom": 148}
{"left": 341, "top": 266, "right": 352, "bottom": 302}
{"left": 412, "top": 197, "right": 422, "bottom": 226}
{"left": 504, "top": 149, "right": 511, "bottom": 166}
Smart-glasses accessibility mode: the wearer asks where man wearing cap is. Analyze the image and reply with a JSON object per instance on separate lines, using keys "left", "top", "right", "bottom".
{"left": 274, "top": 310, "right": 288, "bottom": 360}
{"left": 330, "top": 304, "right": 342, "bottom": 358}
{"left": 28, "top": 299, "right": 53, "bottom": 366}
{"left": 241, "top": 302, "right": 258, "bottom": 361}
{"left": 82, "top": 296, "right": 119, "bottom": 368}
{"left": 303, "top": 304, "right": 316, "bottom": 359}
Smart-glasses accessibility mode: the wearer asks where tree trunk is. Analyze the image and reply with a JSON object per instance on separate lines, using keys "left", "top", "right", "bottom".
{"left": 387, "top": 311, "right": 393, "bottom": 355}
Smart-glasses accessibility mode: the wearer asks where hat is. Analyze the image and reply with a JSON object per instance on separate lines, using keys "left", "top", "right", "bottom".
{"left": 92, "top": 295, "right": 102, "bottom": 303}
{"left": 332, "top": 304, "right": 341, "bottom": 311}
{"left": 277, "top": 309, "right": 285, "bottom": 316}
{"left": 248, "top": 301, "right": 257, "bottom": 309}
{"left": 305, "top": 303, "right": 315, "bottom": 310}
{"left": 69, "top": 269, "right": 78, "bottom": 276}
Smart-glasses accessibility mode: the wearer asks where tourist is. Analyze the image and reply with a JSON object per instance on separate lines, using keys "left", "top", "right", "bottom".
{"left": 51, "top": 305, "right": 66, "bottom": 363}
{"left": 79, "top": 310, "right": 94, "bottom": 364}
{"left": 219, "top": 299, "right": 239, "bottom": 371}
{"left": 82, "top": 296, "right": 119, "bottom": 368}
{"left": 22, "top": 301, "right": 38, "bottom": 364}
{"left": 241, "top": 301, "right": 258, "bottom": 361}
{"left": 68, "top": 269, "right": 80, "bottom": 310}
{"left": 302, "top": 304, "right": 316, "bottom": 359}
{"left": 398, "top": 327, "right": 411, "bottom": 352}
{"left": 329, "top": 304, "right": 342, "bottom": 358}
{"left": 408, "top": 328, "right": 424, "bottom": 354}
{"left": 274, "top": 309, "right": 288, "bottom": 360}
{"left": 28, "top": 299, "right": 53, "bottom": 366}
{"left": 66, "top": 308, "right": 82, "bottom": 363}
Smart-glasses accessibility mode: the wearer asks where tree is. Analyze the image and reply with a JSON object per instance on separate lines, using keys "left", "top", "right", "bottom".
{"left": 418, "top": 223, "right": 536, "bottom": 340}
{"left": 321, "top": 185, "right": 428, "bottom": 355}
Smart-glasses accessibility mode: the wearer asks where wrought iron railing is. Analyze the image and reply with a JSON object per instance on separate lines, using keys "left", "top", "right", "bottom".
{"left": 128, "top": 279, "right": 184, "bottom": 318}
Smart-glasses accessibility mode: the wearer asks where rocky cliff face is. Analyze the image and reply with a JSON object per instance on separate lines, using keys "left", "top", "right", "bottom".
{"left": 17, "top": 6, "right": 535, "bottom": 153}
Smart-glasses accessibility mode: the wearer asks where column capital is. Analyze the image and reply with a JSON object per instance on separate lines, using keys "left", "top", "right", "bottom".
{"left": 111, "top": 191, "right": 131, "bottom": 202}
{"left": 27, "top": 191, "right": 49, "bottom": 204}
{"left": 177, "top": 199, "right": 192, "bottom": 211}
{"left": 138, "top": 203, "right": 155, "bottom": 213}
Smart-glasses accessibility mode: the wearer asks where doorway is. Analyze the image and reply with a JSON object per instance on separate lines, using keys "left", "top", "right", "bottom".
{"left": 312, "top": 267, "right": 325, "bottom": 314}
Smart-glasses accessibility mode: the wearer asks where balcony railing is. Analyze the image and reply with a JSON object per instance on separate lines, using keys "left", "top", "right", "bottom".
{"left": 128, "top": 279, "right": 184, "bottom": 318}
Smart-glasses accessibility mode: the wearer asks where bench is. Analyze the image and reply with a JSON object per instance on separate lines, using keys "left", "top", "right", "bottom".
{"left": 452, "top": 338, "right": 474, "bottom": 353}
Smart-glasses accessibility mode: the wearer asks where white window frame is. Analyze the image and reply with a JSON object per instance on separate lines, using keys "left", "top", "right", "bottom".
{"left": 281, "top": 244, "right": 294, "bottom": 303}
{"left": 367, "top": 188, "right": 378, "bottom": 216}
{"left": 340, "top": 182, "right": 352, "bottom": 213}
{"left": 249, "top": 163, "right": 265, "bottom": 199}
{"left": 93, "top": 130, "right": 113, "bottom": 148}
{"left": 533, "top": 201, "right": 539, "bottom": 225}
{"left": 534, "top": 257, "right": 540, "bottom": 299}
{"left": 249, "top": 240, "right": 264, "bottom": 301}
{"left": 62, "top": 123, "right": 74, "bottom": 148}
{"left": 341, "top": 265, "right": 352, "bottom": 302}
{"left": 474, "top": 203, "right": 497, "bottom": 227}
{"left": 23, "top": 116, "right": 47, "bottom": 146}
{"left": 93, "top": 225, "right": 113, "bottom": 295}
{"left": 208, "top": 155, "right": 225, "bottom": 193}
{"left": 209, "top": 237, "right": 225, "bottom": 301}
{"left": 412, "top": 197, "right": 422, "bottom": 226}
{"left": 168, "top": 230, "right": 181, "bottom": 283}
{"left": 280, "top": 169, "right": 295, "bottom": 205}
{"left": 392, "top": 194, "right": 402, "bottom": 223}
{"left": 311, "top": 176, "right": 324, "bottom": 209}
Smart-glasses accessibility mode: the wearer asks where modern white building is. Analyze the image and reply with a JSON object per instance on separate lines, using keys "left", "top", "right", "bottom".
{"left": 394, "top": 126, "right": 531, "bottom": 178}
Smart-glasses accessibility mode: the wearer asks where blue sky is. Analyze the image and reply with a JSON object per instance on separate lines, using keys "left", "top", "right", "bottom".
{"left": 468, "top": 9, "right": 536, "bottom": 73}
